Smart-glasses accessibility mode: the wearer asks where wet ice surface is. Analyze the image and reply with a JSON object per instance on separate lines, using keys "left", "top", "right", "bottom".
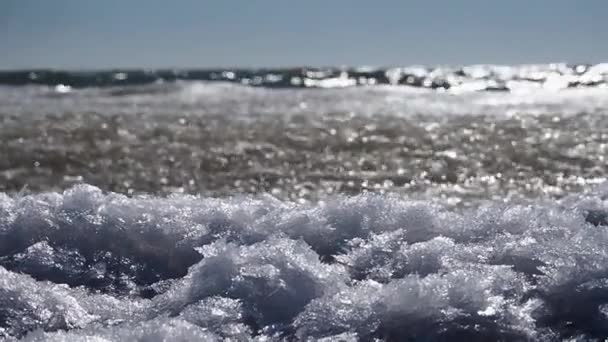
{"left": 0, "top": 184, "right": 608, "bottom": 340}
{"left": 1, "top": 83, "right": 608, "bottom": 207}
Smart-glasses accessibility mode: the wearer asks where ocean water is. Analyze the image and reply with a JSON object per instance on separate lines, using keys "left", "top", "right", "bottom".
{"left": 1, "top": 64, "right": 608, "bottom": 340}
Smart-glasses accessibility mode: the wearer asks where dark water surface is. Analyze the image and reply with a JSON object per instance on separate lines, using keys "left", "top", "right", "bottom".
{"left": 1, "top": 65, "right": 607, "bottom": 206}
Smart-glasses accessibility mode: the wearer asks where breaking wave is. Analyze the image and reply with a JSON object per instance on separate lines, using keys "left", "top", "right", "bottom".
{"left": 2, "top": 184, "right": 608, "bottom": 340}
{"left": 1, "top": 63, "right": 607, "bottom": 92}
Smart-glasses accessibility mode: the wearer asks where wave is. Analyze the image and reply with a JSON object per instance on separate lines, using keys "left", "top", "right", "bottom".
{"left": 1, "top": 63, "right": 607, "bottom": 92}
{"left": 2, "top": 184, "right": 608, "bottom": 340}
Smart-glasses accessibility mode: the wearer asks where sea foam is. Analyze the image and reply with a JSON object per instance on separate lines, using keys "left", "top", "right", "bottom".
{"left": 1, "top": 184, "right": 608, "bottom": 340}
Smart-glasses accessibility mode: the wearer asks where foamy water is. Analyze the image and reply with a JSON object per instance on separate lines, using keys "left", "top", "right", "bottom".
{"left": 1, "top": 64, "right": 608, "bottom": 340}
{"left": 0, "top": 184, "right": 608, "bottom": 340}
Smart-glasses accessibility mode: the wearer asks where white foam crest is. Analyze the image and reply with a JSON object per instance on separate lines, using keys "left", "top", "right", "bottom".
{"left": 3, "top": 80, "right": 608, "bottom": 119}
{"left": 23, "top": 317, "right": 222, "bottom": 342}
{"left": 0, "top": 266, "right": 147, "bottom": 339}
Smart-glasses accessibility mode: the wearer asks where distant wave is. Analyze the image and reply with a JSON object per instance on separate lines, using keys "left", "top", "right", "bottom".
{"left": 2, "top": 184, "right": 608, "bottom": 340}
{"left": 1, "top": 63, "right": 607, "bottom": 92}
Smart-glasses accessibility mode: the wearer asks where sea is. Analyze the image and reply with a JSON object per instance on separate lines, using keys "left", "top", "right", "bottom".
{"left": 1, "top": 63, "right": 608, "bottom": 340}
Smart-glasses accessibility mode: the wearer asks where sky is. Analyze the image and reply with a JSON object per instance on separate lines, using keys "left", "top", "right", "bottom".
{"left": 0, "top": 0, "right": 606, "bottom": 69}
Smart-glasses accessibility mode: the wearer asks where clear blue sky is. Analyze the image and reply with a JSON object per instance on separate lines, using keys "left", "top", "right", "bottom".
{"left": 0, "top": 0, "right": 606, "bottom": 69}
